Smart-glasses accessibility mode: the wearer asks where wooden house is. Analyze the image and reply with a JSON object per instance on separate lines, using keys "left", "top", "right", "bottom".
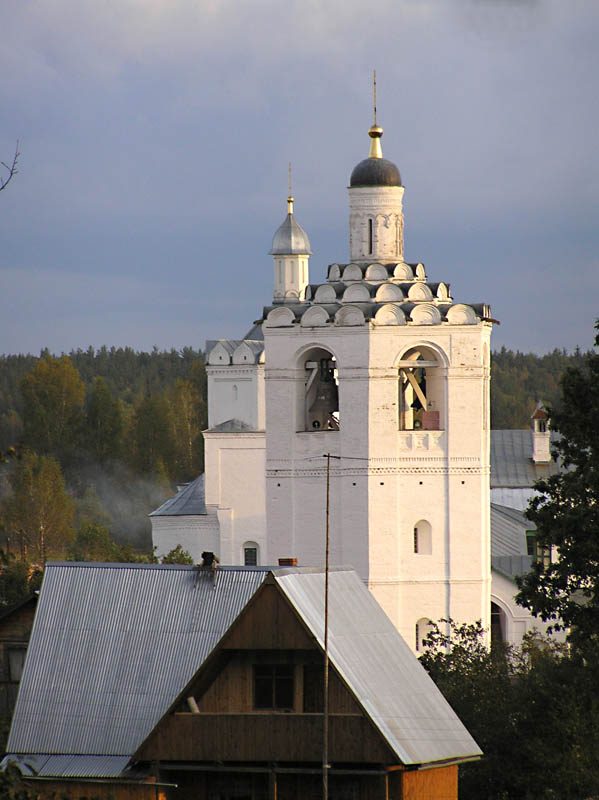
{"left": 4, "top": 563, "right": 481, "bottom": 799}
{"left": 0, "top": 595, "right": 36, "bottom": 718}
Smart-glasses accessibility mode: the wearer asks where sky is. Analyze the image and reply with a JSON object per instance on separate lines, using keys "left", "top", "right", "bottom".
{"left": 1, "top": 0, "right": 598, "bottom": 356}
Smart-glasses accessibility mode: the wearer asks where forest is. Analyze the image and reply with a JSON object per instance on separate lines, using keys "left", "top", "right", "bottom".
{"left": 0, "top": 343, "right": 589, "bottom": 572}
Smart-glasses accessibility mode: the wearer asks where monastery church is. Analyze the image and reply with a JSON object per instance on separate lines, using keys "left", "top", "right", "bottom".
{"left": 152, "top": 118, "right": 556, "bottom": 652}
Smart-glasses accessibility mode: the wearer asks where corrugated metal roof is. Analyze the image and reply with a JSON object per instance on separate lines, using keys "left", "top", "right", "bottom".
{"left": 274, "top": 568, "right": 482, "bottom": 766}
{"left": 490, "top": 430, "right": 559, "bottom": 488}
{"left": 490, "top": 503, "right": 533, "bottom": 557}
{"left": 2, "top": 754, "right": 137, "bottom": 779}
{"left": 8, "top": 563, "right": 268, "bottom": 758}
{"left": 149, "top": 474, "right": 206, "bottom": 516}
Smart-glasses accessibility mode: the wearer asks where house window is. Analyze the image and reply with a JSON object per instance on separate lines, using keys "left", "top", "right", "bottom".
{"left": 526, "top": 531, "right": 551, "bottom": 569}
{"left": 254, "top": 664, "right": 294, "bottom": 710}
{"left": 244, "top": 544, "right": 258, "bottom": 566}
{"left": 8, "top": 648, "right": 26, "bottom": 682}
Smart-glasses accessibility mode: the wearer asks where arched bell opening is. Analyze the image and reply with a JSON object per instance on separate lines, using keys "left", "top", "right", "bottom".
{"left": 397, "top": 345, "right": 445, "bottom": 431}
{"left": 301, "top": 347, "right": 339, "bottom": 432}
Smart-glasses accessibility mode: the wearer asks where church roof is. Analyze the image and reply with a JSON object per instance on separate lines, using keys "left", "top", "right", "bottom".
{"left": 490, "top": 429, "right": 560, "bottom": 488}
{"left": 149, "top": 474, "right": 206, "bottom": 516}
{"left": 204, "top": 418, "right": 258, "bottom": 433}
{"left": 490, "top": 503, "right": 532, "bottom": 557}
{"left": 269, "top": 211, "right": 312, "bottom": 255}
{"left": 350, "top": 156, "right": 401, "bottom": 187}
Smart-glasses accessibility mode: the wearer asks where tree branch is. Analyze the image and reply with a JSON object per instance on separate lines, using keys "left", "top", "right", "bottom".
{"left": 0, "top": 141, "right": 20, "bottom": 192}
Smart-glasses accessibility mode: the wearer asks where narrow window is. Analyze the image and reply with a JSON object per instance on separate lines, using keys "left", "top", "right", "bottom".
{"left": 415, "top": 623, "right": 420, "bottom": 651}
{"left": 232, "top": 384, "right": 238, "bottom": 402}
{"left": 413, "top": 527, "right": 419, "bottom": 554}
{"left": 254, "top": 665, "right": 294, "bottom": 709}
{"left": 244, "top": 546, "right": 258, "bottom": 566}
{"left": 368, "top": 218, "right": 373, "bottom": 254}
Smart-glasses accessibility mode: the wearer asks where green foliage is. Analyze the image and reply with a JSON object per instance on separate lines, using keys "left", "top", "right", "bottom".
{"left": 0, "top": 561, "right": 34, "bottom": 607}
{"left": 2, "top": 452, "right": 75, "bottom": 561}
{"left": 68, "top": 523, "right": 128, "bottom": 562}
{"left": 161, "top": 544, "right": 194, "bottom": 564}
{"left": 516, "top": 323, "right": 599, "bottom": 648}
{"left": 491, "top": 346, "right": 588, "bottom": 428}
{"left": 84, "top": 377, "right": 123, "bottom": 463}
{"left": 420, "top": 620, "right": 599, "bottom": 799}
{"left": 20, "top": 356, "right": 85, "bottom": 464}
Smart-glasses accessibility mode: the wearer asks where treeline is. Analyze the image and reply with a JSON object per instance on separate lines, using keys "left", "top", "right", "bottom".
{"left": 491, "top": 346, "right": 588, "bottom": 428}
{"left": 0, "top": 348, "right": 208, "bottom": 572}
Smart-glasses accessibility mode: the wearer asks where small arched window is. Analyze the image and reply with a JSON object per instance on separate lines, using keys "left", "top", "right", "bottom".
{"left": 368, "top": 218, "right": 373, "bottom": 254}
{"left": 413, "top": 520, "right": 432, "bottom": 555}
{"left": 243, "top": 542, "right": 259, "bottom": 566}
{"left": 415, "top": 618, "right": 434, "bottom": 652}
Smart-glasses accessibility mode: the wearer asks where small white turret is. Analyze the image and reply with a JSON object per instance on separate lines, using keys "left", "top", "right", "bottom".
{"left": 269, "top": 195, "right": 312, "bottom": 302}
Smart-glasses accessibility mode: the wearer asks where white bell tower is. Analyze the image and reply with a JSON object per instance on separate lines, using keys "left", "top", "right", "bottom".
{"left": 262, "top": 117, "right": 493, "bottom": 648}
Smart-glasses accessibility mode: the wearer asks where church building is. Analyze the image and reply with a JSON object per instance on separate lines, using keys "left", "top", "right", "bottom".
{"left": 152, "top": 117, "right": 497, "bottom": 650}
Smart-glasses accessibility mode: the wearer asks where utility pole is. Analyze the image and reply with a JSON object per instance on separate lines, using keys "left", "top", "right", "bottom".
{"left": 323, "top": 452, "right": 340, "bottom": 800}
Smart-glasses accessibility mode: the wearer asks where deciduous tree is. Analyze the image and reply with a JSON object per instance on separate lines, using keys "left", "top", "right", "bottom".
{"left": 21, "top": 355, "right": 85, "bottom": 464}
{"left": 516, "top": 322, "right": 599, "bottom": 646}
{"left": 2, "top": 451, "right": 75, "bottom": 561}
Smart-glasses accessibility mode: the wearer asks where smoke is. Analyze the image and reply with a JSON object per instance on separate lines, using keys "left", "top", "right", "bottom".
{"left": 73, "top": 461, "right": 172, "bottom": 551}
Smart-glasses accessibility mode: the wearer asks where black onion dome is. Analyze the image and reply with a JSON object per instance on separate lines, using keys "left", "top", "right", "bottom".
{"left": 350, "top": 158, "right": 401, "bottom": 187}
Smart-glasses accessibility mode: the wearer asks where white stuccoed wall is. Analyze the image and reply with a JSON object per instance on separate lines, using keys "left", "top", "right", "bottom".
{"left": 263, "top": 318, "right": 492, "bottom": 641}
{"left": 349, "top": 185, "right": 404, "bottom": 262}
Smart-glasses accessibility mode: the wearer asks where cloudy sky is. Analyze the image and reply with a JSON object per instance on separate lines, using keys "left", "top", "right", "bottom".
{"left": 1, "top": 0, "right": 597, "bottom": 356}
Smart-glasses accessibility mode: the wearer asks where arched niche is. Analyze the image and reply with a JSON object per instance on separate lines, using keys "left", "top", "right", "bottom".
{"left": 265, "top": 307, "right": 295, "bottom": 327}
{"left": 314, "top": 284, "right": 337, "bottom": 303}
{"left": 299, "top": 346, "right": 340, "bottom": 432}
{"left": 375, "top": 283, "right": 404, "bottom": 302}
{"left": 413, "top": 519, "right": 432, "bottom": 555}
{"left": 393, "top": 262, "right": 413, "bottom": 280}
{"left": 446, "top": 303, "right": 477, "bottom": 325}
{"left": 397, "top": 344, "right": 446, "bottom": 431}
{"left": 341, "top": 263, "right": 363, "bottom": 281}
{"left": 374, "top": 304, "right": 406, "bottom": 326}
{"left": 415, "top": 618, "right": 435, "bottom": 652}
{"left": 285, "top": 290, "right": 299, "bottom": 299}
{"left": 342, "top": 283, "right": 371, "bottom": 303}
{"left": 335, "top": 306, "right": 365, "bottom": 327}
{"left": 408, "top": 283, "right": 433, "bottom": 302}
{"left": 365, "top": 263, "right": 388, "bottom": 281}
{"left": 328, "top": 264, "right": 341, "bottom": 281}
{"left": 410, "top": 304, "right": 441, "bottom": 325}
{"left": 300, "top": 306, "right": 329, "bottom": 327}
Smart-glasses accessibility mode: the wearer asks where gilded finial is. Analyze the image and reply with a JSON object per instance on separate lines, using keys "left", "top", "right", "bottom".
{"left": 287, "top": 162, "right": 294, "bottom": 214}
{"left": 368, "top": 69, "right": 383, "bottom": 159}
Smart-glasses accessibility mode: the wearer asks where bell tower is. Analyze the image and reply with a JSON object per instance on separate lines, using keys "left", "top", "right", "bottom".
{"left": 262, "top": 114, "right": 493, "bottom": 648}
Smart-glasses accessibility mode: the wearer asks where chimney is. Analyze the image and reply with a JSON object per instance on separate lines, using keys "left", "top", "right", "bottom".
{"left": 531, "top": 403, "right": 551, "bottom": 463}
